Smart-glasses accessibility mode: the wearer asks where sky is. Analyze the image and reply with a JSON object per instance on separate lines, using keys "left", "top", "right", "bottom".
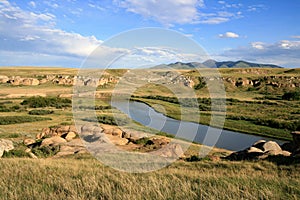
{"left": 0, "top": 0, "right": 299, "bottom": 68}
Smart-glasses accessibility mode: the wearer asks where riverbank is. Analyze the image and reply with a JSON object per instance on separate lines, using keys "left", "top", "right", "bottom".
{"left": 130, "top": 97, "right": 293, "bottom": 141}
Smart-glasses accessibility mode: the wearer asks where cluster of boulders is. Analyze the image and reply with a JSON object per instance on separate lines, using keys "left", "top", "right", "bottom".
{"left": 19, "top": 124, "right": 184, "bottom": 158}
{"left": 226, "top": 131, "right": 300, "bottom": 161}
{"left": 80, "top": 124, "right": 184, "bottom": 158}
{"left": 226, "top": 140, "right": 290, "bottom": 161}
{"left": 23, "top": 125, "right": 85, "bottom": 158}
{"left": 0, "top": 76, "right": 40, "bottom": 86}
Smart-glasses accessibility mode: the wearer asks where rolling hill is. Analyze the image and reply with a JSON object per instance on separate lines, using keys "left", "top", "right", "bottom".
{"left": 153, "top": 60, "right": 283, "bottom": 69}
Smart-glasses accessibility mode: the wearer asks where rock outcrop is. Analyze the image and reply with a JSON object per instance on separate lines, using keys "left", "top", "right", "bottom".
{"left": 8, "top": 77, "right": 40, "bottom": 86}
{"left": 226, "top": 140, "right": 291, "bottom": 161}
{"left": 21, "top": 123, "right": 185, "bottom": 159}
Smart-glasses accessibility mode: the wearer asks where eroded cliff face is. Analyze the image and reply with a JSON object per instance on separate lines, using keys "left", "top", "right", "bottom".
{"left": 0, "top": 74, "right": 120, "bottom": 87}
{"left": 223, "top": 76, "right": 300, "bottom": 88}
{"left": 0, "top": 68, "right": 299, "bottom": 91}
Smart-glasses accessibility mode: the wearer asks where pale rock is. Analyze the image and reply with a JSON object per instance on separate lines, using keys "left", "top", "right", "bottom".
{"left": 112, "top": 129, "right": 123, "bottom": 137}
{"left": 41, "top": 136, "right": 67, "bottom": 147}
{"left": 23, "top": 138, "right": 36, "bottom": 146}
{"left": 262, "top": 141, "right": 282, "bottom": 152}
{"left": 64, "top": 132, "right": 77, "bottom": 141}
{"left": 0, "top": 139, "right": 14, "bottom": 152}
{"left": 106, "top": 134, "right": 128, "bottom": 145}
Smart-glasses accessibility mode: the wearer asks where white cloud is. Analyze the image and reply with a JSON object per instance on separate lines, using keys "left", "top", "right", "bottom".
{"left": 251, "top": 42, "right": 265, "bottom": 50}
{"left": 220, "top": 39, "right": 300, "bottom": 67}
{"left": 114, "top": 0, "right": 204, "bottom": 25}
{"left": 247, "top": 4, "right": 266, "bottom": 12}
{"left": 291, "top": 35, "right": 300, "bottom": 39}
{"left": 219, "top": 32, "right": 239, "bottom": 38}
{"left": 114, "top": 0, "right": 242, "bottom": 25}
{"left": 28, "top": 1, "right": 36, "bottom": 8}
{"left": 0, "top": 0, "right": 102, "bottom": 66}
{"left": 88, "top": 3, "right": 105, "bottom": 11}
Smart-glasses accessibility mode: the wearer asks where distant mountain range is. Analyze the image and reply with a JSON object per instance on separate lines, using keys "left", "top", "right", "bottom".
{"left": 153, "top": 60, "right": 283, "bottom": 69}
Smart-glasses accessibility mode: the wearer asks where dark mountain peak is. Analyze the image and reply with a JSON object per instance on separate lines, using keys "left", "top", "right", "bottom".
{"left": 202, "top": 59, "right": 217, "bottom": 68}
{"left": 153, "top": 60, "right": 283, "bottom": 69}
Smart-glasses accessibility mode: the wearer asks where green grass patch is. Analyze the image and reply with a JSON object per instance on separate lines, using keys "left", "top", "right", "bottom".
{"left": 21, "top": 96, "right": 71, "bottom": 108}
{"left": 28, "top": 109, "right": 54, "bottom": 115}
{"left": 0, "top": 116, "right": 51, "bottom": 125}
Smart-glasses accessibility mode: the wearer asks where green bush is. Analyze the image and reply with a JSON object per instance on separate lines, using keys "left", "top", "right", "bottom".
{"left": 282, "top": 91, "right": 300, "bottom": 101}
{"left": 0, "top": 104, "right": 21, "bottom": 112}
{"left": 97, "top": 115, "right": 130, "bottom": 126}
{"left": 2, "top": 149, "right": 30, "bottom": 158}
{"left": 185, "top": 155, "right": 202, "bottom": 162}
{"left": 31, "top": 146, "right": 60, "bottom": 158}
{"left": 194, "top": 77, "right": 206, "bottom": 90}
{"left": 133, "top": 137, "right": 152, "bottom": 145}
{"left": 21, "top": 96, "right": 71, "bottom": 108}
{"left": 28, "top": 109, "right": 54, "bottom": 115}
{"left": 0, "top": 116, "right": 51, "bottom": 125}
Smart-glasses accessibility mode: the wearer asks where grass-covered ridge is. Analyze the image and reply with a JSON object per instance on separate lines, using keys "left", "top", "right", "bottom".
{"left": 0, "top": 116, "right": 51, "bottom": 125}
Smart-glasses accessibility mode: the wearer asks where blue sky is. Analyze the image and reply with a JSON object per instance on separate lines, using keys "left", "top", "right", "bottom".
{"left": 0, "top": 0, "right": 299, "bottom": 68}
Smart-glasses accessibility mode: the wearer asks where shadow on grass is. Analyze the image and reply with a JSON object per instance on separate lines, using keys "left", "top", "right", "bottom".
{"left": 266, "top": 155, "right": 300, "bottom": 166}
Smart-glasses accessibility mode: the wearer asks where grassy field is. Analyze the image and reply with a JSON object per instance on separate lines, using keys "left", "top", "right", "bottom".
{"left": 0, "top": 157, "right": 299, "bottom": 200}
{"left": 131, "top": 97, "right": 297, "bottom": 140}
{"left": 0, "top": 67, "right": 299, "bottom": 199}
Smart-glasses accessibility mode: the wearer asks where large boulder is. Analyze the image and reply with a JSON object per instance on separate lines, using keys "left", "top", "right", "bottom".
{"left": 0, "top": 139, "right": 14, "bottom": 157}
{"left": 56, "top": 126, "right": 70, "bottom": 136}
{"left": 151, "top": 143, "right": 184, "bottom": 158}
{"left": 106, "top": 134, "right": 128, "bottom": 146}
{"left": 53, "top": 138, "right": 87, "bottom": 158}
{"left": 262, "top": 141, "right": 282, "bottom": 152}
{"left": 63, "top": 132, "right": 77, "bottom": 141}
{"left": 23, "top": 138, "right": 36, "bottom": 146}
{"left": 41, "top": 136, "right": 67, "bottom": 147}
{"left": 0, "top": 139, "right": 14, "bottom": 152}
{"left": 226, "top": 140, "right": 290, "bottom": 161}
{"left": 0, "top": 75, "right": 9, "bottom": 83}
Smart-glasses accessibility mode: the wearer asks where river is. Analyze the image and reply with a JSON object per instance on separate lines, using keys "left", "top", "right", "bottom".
{"left": 112, "top": 101, "right": 286, "bottom": 151}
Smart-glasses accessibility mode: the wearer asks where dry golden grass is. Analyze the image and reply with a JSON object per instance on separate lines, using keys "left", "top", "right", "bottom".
{"left": 0, "top": 157, "right": 299, "bottom": 200}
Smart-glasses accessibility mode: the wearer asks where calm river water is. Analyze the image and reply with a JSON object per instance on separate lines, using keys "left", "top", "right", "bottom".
{"left": 112, "top": 101, "right": 285, "bottom": 151}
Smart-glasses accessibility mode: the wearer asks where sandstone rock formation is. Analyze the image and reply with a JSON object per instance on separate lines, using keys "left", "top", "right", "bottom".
{"left": 226, "top": 140, "right": 291, "bottom": 161}
{"left": 22, "top": 123, "right": 184, "bottom": 159}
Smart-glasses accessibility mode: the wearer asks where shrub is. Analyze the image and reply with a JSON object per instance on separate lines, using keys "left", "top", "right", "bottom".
{"left": 0, "top": 104, "right": 21, "bottom": 112}
{"left": 21, "top": 96, "right": 71, "bottom": 108}
{"left": 2, "top": 149, "right": 30, "bottom": 158}
{"left": 282, "top": 91, "right": 300, "bottom": 101}
{"left": 133, "top": 137, "right": 152, "bottom": 145}
{"left": 31, "top": 146, "right": 60, "bottom": 158}
{"left": 185, "top": 155, "right": 202, "bottom": 162}
{"left": 194, "top": 77, "right": 206, "bottom": 90}
{"left": 97, "top": 115, "right": 130, "bottom": 126}
{"left": 28, "top": 109, "right": 54, "bottom": 115}
{"left": 0, "top": 116, "right": 51, "bottom": 125}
